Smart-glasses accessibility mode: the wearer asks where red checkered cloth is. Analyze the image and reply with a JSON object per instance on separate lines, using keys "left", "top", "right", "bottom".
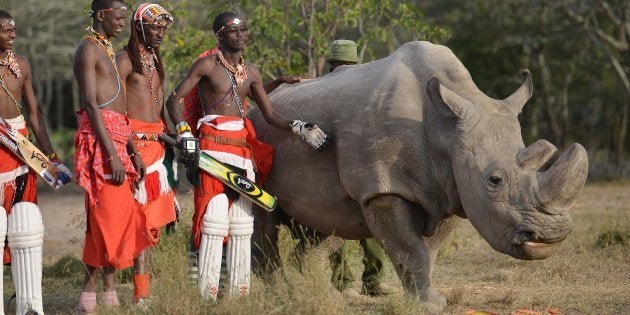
{"left": 74, "top": 109, "right": 137, "bottom": 206}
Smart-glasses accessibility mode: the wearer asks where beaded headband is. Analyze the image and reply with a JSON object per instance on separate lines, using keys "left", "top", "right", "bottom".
{"left": 217, "top": 17, "right": 244, "bottom": 33}
{"left": 134, "top": 3, "right": 173, "bottom": 28}
{"left": 89, "top": 4, "right": 128, "bottom": 18}
{"left": 0, "top": 20, "right": 15, "bottom": 28}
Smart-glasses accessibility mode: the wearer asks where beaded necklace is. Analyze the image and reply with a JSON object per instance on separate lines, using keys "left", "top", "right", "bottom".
{"left": 83, "top": 27, "right": 125, "bottom": 107}
{"left": 0, "top": 50, "right": 21, "bottom": 79}
{"left": 0, "top": 51, "right": 23, "bottom": 115}
{"left": 138, "top": 44, "right": 161, "bottom": 113}
{"left": 216, "top": 50, "right": 247, "bottom": 86}
{"left": 85, "top": 26, "right": 116, "bottom": 64}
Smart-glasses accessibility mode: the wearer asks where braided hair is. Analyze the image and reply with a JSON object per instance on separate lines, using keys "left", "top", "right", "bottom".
{"left": 123, "top": 17, "right": 165, "bottom": 82}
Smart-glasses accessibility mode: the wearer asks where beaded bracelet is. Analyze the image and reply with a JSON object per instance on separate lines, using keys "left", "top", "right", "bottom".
{"left": 47, "top": 152, "right": 57, "bottom": 160}
{"left": 106, "top": 155, "right": 120, "bottom": 162}
{"left": 176, "top": 121, "right": 192, "bottom": 134}
{"left": 129, "top": 152, "right": 142, "bottom": 158}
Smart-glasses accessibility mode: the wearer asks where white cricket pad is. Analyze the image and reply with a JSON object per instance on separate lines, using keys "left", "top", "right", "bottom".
{"left": 197, "top": 194, "right": 229, "bottom": 300}
{"left": 226, "top": 197, "right": 254, "bottom": 298}
{"left": 0, "top": 207, "right": 7, "bottom": 315}
{"left": 7, "top": 202, "right": 44, "bottom": 314}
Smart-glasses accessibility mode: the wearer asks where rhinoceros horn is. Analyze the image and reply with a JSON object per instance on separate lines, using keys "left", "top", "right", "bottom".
{"left": 517, "top": 140, "right": 558, "bottom": 172}
{"left": 537, "top": 143, "right": 588, "bottom": 212}
{"left": 503, "top": 70, "right": 533, "bottom": 115}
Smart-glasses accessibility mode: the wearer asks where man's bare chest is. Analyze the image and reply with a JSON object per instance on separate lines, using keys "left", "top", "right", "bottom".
{"left": 0, "top": 74, "right": 23, "bottom": 103}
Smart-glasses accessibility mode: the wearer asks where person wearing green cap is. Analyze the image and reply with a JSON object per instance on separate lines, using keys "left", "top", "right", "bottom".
{"left": 325, "top": 39, "right": 362, "bottom": 71}
{"left": 326, "top": 39, "right": 396, "bottom": 297}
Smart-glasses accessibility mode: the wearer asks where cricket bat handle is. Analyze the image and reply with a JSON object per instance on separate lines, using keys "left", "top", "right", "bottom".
{"left": 57, "top": 171, "right": 72, "bottom": 186}
{"left": 159, "top": 133, "right": 179, "bottom": 148}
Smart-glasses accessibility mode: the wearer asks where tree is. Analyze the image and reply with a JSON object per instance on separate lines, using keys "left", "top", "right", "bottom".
{"left": 421, "top": 0, "right": 626, "bottom": 169}
{"left": 0, "top": 0, "right": 88, "bottom": 129}
{"left": 160, "top": 0, "right": 448, "bottom": 81}
{"left": 560, "top": 0, "right": 630, "bottom": 164}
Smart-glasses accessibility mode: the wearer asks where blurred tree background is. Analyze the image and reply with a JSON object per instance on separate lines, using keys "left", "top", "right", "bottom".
{"left": 0, "top": 0, "right": 627, "bottom": 179}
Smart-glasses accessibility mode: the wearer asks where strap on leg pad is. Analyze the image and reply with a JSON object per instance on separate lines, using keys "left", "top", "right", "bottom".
{"left": 7, "top": 201, "right": 44, "bottom": 315}
{"left": 0, "top": 206, "right": 7, "bottom": 239}
{"left": 197, "top": 196, "right": 229, "bottom": 300}
{"left": 227, "top": 215, "right": 254, "bottom": 297}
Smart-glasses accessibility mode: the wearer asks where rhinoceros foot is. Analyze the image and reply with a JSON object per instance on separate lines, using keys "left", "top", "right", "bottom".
{"left": 405, "top": 287, "right": 446, "bottom": 314}
{"left": 422, "top": 287, "right": 447, "bottom": 314}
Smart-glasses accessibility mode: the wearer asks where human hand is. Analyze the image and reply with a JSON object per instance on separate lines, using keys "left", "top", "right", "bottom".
{"left": 109, "top": 156, "right": 126, "bottom": 186}
{"left": 290, "top": 120, "right": 332, "bottom": 150}
{"left": 280, "top": 75, "right": 308, "bottom": 84}
{"left": 177, "top": 132, "right": 200, "bottom": 167}
{"left": 51, "top": 158, "right": 73, "bottom": 188}
{"left": 130, "top": 153, "right": 146, "bottom": 181}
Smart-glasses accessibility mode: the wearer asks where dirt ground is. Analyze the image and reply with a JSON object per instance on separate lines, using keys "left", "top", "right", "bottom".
{"left": 37, "top": 185, "right": 86, "bottom": 264}
{"left": 37, "top": 182, "right": 194, "bottom": 264}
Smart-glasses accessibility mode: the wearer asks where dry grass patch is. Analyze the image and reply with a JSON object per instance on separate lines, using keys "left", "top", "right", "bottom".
{"left": 9, "top": 182, "right": 628, "bottom": 314}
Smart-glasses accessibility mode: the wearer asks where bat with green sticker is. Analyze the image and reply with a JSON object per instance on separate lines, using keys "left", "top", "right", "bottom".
{"left": 159, "top": 133, "right": 277, "bottom": 211}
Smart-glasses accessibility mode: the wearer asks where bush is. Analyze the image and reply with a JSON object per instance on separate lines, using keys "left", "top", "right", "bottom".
{"left": 595, "top": 227, "right": 629, "bottom": 248}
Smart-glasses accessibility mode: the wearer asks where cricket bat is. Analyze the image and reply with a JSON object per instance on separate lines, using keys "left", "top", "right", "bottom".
{"left": 0, "top": 116, "right": 72, "bottom": 189}
{"left": 159, "top": 133, "right": 277, "bottom": 211}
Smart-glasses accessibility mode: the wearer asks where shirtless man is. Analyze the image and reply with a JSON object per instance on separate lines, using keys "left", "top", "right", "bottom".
{"left": 166, "top": 12, "right": 330, "bottom": 300}
{"left": 116, "top": 3, "right": 175, "bottom": 307}
{"left": 73, "top": 1, "right": 149, "bottom": 312}
{"left": 0, "top": 10, "right": 72, "bottom": 314}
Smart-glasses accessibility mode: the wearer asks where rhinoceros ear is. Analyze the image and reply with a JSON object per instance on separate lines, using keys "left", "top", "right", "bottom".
{"left": 427, "top": 77, "right": 479, "bottom": 122}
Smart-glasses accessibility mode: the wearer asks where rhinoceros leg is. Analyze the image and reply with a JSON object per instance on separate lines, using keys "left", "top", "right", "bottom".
{"left": 252, "top": 207, "right": 284, "bottom": 275}
{"left": 363, "top": 194, "right": 447, "bottom": 312}
{"left": 253, "top": 207, "right": 341, "bottom": 274}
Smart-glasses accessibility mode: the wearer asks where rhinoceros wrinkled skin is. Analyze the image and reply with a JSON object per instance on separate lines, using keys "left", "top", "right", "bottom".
{"left": 249, "top": 41, "right": 588, "bottom": 311}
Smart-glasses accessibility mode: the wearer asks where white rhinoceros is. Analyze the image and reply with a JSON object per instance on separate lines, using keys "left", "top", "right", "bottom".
{"left": 249, "top": 41, "right": 588, "bottom": 311}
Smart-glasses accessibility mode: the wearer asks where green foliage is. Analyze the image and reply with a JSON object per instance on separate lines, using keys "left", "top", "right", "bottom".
{"left": 160, "top": 0, "right": 448, "bottom": 81}
{"left": 1, "top": 0, "right": 628, "bottom": 176}
{"left": 49, "top": 128, "right": 75, "bottom": 165}
{"left": 422, "top": 0, "right": 629, "bottom": 171}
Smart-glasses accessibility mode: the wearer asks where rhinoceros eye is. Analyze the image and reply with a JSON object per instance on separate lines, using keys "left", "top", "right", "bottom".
{"left": 487, "top": 169, "right": 508, "bottom": 200}
{"left": 489, "top": 175, "right": 503, "bottom": 186}
{"left": 487, "top": 169, "right": 507, "bottom": 189}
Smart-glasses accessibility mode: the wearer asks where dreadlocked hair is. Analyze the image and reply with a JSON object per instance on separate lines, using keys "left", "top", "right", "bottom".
{"left": 124, "top": 19, "right": 165, "bottom": 83}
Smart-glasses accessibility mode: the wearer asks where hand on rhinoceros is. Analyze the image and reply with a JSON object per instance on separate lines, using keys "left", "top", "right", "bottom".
{"left": 290, "top": 120, "right": 332, "bottom": 150}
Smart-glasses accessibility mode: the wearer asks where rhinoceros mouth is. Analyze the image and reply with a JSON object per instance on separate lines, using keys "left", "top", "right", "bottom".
{"left": 513, "top": 229, "right": 567, "bottom": 245}
{"left": 511, "top": 230, "right": 565, "bottom": 259}
{"left": 522, "top": 241, "right": 562, "bottom": 248}
{"left": 518, "top": 241, "right": 562, "bottom": 260}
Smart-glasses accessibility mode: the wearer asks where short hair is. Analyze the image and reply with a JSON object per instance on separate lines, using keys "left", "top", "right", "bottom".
{"left": 0, "top": 10, "right": 13, "bottom": 20}
{"left": 92, "top": 0, "right": 115, "bottom": 11}
{"left": 213, "top": 12, "right": 240, "bottom": 33}
{"left": 91, "top": 0, "right": 126, "bottom": 18}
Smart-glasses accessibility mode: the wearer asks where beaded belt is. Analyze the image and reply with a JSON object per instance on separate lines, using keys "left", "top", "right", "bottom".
{"left": 132, "top": 132, "right": 161, "bottom": 142}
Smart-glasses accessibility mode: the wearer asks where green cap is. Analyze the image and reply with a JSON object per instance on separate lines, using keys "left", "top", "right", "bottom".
{"left": 326, "top": 39, "right": 361, "bottom": 63}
